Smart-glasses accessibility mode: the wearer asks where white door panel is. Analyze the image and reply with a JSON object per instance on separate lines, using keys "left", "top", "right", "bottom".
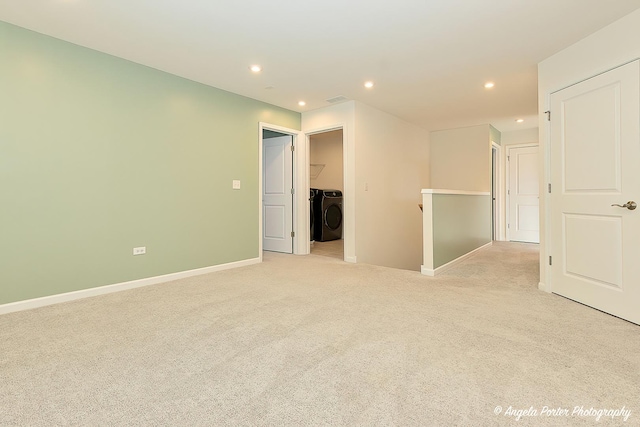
{"left": 263, "top": 135, "right": 293, "bottom": 253}
{"left": 550, "top": 60, "right": 640, "bottom": 325}
{"left": 508, "top": 146, "right": 539, "bottom": 243}
{"left": 563, "top": 214, "right": 622, "bottom": 288}
{"left": 264, "top": 205, "right": 286, "bottom": 238}
{"left": 563, "top": 83, "right": 620, "bottom": 192}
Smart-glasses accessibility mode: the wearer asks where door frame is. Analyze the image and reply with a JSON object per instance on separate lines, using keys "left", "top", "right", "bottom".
{"left": 258, "top": 123, "right": 305, "bottom": 260}
{"left": 506, "top": 143, "right": 539, "bottom": 242}
{"left": 540, "top": 55, "right": 640, "bottom": 294}
{"left": 539, "top": 58, "right": 640, "bottom": 324}
{"left": 491, "top": 142, "right": 502, "bottom": 241}
{"left": 303, "top": 124, "right": 351, "bottom": 262}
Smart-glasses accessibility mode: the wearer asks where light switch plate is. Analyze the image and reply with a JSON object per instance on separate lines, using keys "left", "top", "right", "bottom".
{"left": 232, "top": 180, "right": 241, "bottom": 189}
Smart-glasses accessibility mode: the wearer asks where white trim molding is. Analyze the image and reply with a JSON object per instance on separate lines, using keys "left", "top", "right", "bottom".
{"left": 301, "top": 102, "right": 356, "bottom": 264}
{"left": 421, "top": 189, "right": 490, "bottom": 196}
{"left": 491, "top": 142, "right": 504, "bottom": 241}
{"left": 303, "top": 123, "right": 353, "bottom": 263}
{"left": 0, "top": 257, "right": 260, "bottom": 316}
{"left": 421, "top": 242, "right": 493, "bottom": 276}
{"left": 258, "top": 122, "right": 306, "bottom": 256}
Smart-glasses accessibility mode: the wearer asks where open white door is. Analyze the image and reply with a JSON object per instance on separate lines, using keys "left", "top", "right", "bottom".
{"left": 263, "top": 135, "right": 293, "bottom": 253}
{"left": 508, "top": 145, "right": 539, "bottom": 243}
{"left": 550, "top": 60, "right": 640, "bottom": 325}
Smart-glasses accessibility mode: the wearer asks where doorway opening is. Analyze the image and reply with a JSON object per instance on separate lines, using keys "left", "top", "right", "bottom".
{"left": 506, "top": 144, "right": 540, "bottom": 243}
{"left": 309, "top": 129, "right": 344, "bottom": 260}
{"left": 259, "top": 122, "right": 308, "bottom": 260}
{"left": 491, "top": 142, "right": 501, "bottom": 241}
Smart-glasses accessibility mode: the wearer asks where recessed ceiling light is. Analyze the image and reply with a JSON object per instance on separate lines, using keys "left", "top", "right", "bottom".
{"left": 250, "top": 65, "right": 262, "bottom": 73}
{"left": 484, "top": 82, "right": 495, "bottom": 89}
{"left": 298, "top": 101, "right": 306, "bottom": 107}
{"left": 364, "top": 81, "right": 374, "bottom": 89}
{"left": 516, "top": 118, "right": 524, "bottom": 123}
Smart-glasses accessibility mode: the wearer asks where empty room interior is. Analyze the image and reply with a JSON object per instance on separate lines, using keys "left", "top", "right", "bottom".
{"left": 1, "top": 2, "right": 640, "bottom": 425}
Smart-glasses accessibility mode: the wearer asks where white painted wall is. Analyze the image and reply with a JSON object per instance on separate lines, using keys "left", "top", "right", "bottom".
{"left": 430, "top": 125, "right": 492, "bottom": 192}
{"left": 538, "top": 8, "right": 640, "bottom": 291}
{"left": 501, "top": 128, "right": 539, "bottom": 146}
{"left": 302, "top": 101, "right": 430, "bottom": 271}
{"left": 310, "top": 130, "right": 343, "bottom": 192}
{"left": 354, "top": 101, "right": 430, "bottom": 271}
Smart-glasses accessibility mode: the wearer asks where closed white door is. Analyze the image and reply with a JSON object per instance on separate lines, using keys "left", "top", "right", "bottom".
{"left": 263, "top": 135, "right": 293, "bottom": 253}
{"left": 550, "top": 60, "right": 640, "bottom": 325}
{"left": 508, "top": 145, "right": 539, "bottom": 243}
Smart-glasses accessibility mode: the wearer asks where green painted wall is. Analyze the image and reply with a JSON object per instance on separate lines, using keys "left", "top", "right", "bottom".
{"left": 0, "top": 22, "right": 300, "bottom": 305}
{"left": 432, "top": 194, "right": 491, "bottom": 268}
{"left": 490, "top": 125, "right": 502, "bottom": 146}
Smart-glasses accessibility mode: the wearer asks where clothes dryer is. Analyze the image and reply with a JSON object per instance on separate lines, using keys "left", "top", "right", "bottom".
{"left": 313, "top": 190, "right": 343, "bottom": 242}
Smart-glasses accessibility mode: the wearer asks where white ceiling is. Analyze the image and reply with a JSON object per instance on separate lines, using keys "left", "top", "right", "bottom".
{"left": 2, "top": 1, "right": 640, "bottom": 133}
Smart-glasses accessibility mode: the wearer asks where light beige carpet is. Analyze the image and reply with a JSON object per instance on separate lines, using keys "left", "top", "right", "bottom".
{"left": 1, "top": 242, "right": 638, "bottom": 426}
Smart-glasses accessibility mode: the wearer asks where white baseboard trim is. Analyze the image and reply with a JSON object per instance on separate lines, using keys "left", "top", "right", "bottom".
{"left": 538, "top": 281, "right": 550, "bottom": 292}
{"left": 345, "top": 256, "right": 357, "bottom": 263}
{"left": 0, "top": 257, "right": 261, "bottom": 316}
{"left": 420, "top": 265, "right": 435, "bottom": 276}
{"left": 421, "top": 242, "right": 493, "bottom": 277}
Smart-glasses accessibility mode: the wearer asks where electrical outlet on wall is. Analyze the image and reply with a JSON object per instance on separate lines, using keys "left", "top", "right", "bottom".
{"left": 232, "top": 180, "right": 241, "bottom": 190}
{"left": 133, "top": 247, "right": 146, "bottom": 255}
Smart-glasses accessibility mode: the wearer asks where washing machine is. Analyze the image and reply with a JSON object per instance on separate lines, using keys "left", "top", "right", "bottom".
{"left": 314, "top": 189, "right": 343, "bottom": 242}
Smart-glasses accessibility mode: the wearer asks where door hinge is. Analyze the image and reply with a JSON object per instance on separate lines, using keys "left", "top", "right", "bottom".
{"left": 291, "top": 145, "right": 295, "bottom": 152}
{"left": 507, "top": 155, "right": 510, "bottom": 161}
{"left": 507, "top": 223, "right": 510, "bottom": 229}
{"left": 545, "top": 110, "right": 551, "bottom": 121}
{"left": 548, "top": 183, "right": 551, "bottom": 193}
{"left": 291, "top": 188, "right": 295, "bottom": 195}
{"left": 549, "top": 256, "right": 553, "bottom": 266}
{"left": 291, "top": 231, "right": 295, "bottom": 237}
{"left": 507, "top": 189, "right": 510, "bottom": 195}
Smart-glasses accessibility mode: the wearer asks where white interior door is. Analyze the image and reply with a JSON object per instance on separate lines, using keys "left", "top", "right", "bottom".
{"left": 550, "top": 60, "right": 640, "bottom": 325}
{"left": 508, "top": 145, "right": 539, "bottom": 243}
{"left": 263, "top": 135, "right": 293, "bottom": 253}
